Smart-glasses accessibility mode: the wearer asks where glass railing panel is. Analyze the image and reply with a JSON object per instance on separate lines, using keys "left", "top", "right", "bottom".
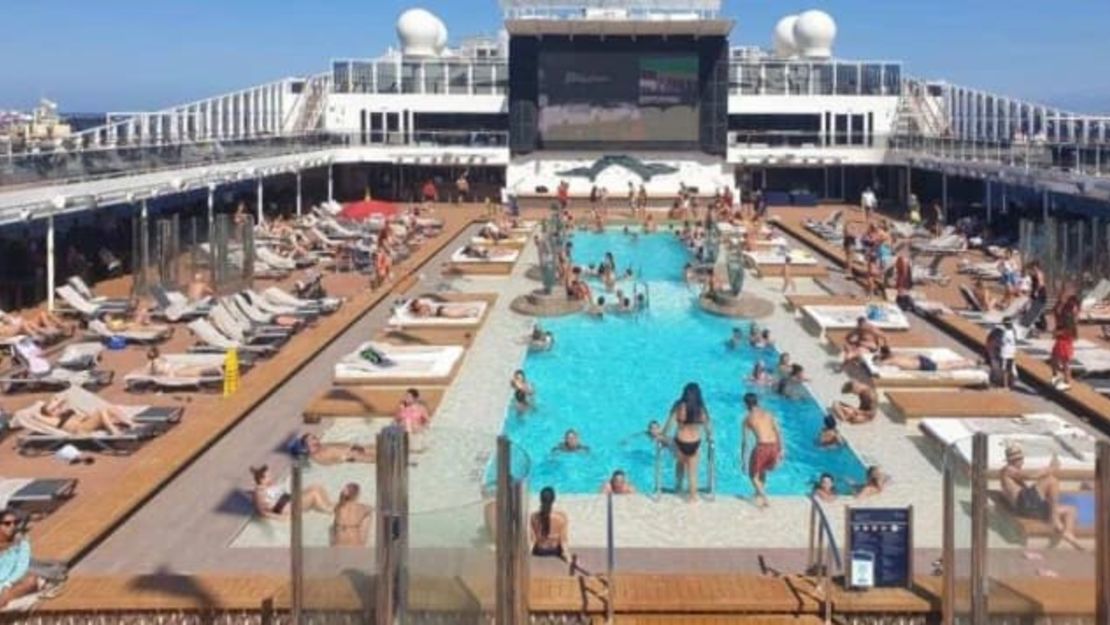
{"left": 942, "top": 436, "right": 974, "bottom": 624}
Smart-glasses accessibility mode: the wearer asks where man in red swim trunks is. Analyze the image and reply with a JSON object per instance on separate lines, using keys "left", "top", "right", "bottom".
{"left": 740, "top": 393, "right": 783, "bottom": 509}
{"left": 1051, "top": 288, "right": 1081, "bottom": 390}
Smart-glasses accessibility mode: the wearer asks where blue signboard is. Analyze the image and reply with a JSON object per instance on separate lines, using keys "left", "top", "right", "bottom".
{"left": 845, "top": 507, "right": 913, "bottom": 589}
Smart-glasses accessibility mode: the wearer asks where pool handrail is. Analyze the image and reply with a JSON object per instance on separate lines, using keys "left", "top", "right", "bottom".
{"left": 652, "top": 435, "right": 717, "bottom": 500}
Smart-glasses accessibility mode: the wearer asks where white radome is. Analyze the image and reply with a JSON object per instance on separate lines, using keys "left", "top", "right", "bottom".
{"left": 396, "top": 8, "right": 448, "bottom": 57}
{"left": 793, "top": 9, "right": 837, "bottom": 59}
{"left": 772, "top": 15, "right": 799, "bottom": 58}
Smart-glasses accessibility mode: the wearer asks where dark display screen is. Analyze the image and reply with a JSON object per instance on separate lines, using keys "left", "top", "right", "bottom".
{"left": 537, "top": 51, "right": 700, "bottom": 145}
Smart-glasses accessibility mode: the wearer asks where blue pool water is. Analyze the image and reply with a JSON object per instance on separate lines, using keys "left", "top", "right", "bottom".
{"left": 500, "top": 230, "right": 867, "bottom": 497}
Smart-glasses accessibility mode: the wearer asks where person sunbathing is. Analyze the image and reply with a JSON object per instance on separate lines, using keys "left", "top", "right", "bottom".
{"left": 36, "top": 396, "right": 137, "bottom": 436}
{"left": 146, "top": 353, "right": 222, "bottom": 379}
{"left": 103, "top": 304, "right": 163, "bottom": 333}
{"left": 873, "top": 346, "right": 978, "bottom": 371}
{"left": 407, "top": 298, "right": 481, "bottom": 319}
{"left": 1001, "top": 445, "right": 1082, "bottom": 549}
{"left": 250, "top": 464, "right": 332, "bottom": 521}
{"left": 973, "top": 277, "right": 1000, "bottom": 312}
{"left": 331, "top": 483, "right": 373, "bottom": 547}
{"left": 478, "top": 224, "right": 508, "bottom": 242}
{"left": 299, "top": 433, "right": 375, "bottom": 465}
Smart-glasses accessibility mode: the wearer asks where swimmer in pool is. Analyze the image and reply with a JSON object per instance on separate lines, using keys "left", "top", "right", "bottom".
{"left": 812, "top": 473, "right": 838, "bottom": 503}
{"left": 725, "top": 327, "right": 744, "bottom": 350}
{"left": 528, "top": 326, "right": 555, "bottom": 352}
{"left": 553, "top": 429, "right": 589, "bottom": 453}
{"left": 749, "top": 361, "right": 773, "bottom": 386}
{"left": 600, "top": 470, "right": 636, "bottom": 495}
{"left": 817, "top": 415, "right": 844, "bottom": 447}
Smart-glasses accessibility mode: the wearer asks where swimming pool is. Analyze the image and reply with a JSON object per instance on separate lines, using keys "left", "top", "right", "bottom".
{"left": 500, "top": 230, "right": 867, "bottom": 498}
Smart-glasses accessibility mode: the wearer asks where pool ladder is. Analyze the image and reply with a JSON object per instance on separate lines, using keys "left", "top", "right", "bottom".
{"left": 653, "top": 438, "right": 716, "bottom": 501}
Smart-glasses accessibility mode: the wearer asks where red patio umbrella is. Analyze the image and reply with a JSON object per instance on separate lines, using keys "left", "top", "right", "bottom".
{"left": 340, "top": 199, "right": 398, "bottom": 221}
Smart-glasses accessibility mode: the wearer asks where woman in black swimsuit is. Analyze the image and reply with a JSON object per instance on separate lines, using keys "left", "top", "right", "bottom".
{"left": 529, "top": 487, "right": 568, "bottom": 558}
{"left": 662, "top": 383, "right": 714, "bottom": 502}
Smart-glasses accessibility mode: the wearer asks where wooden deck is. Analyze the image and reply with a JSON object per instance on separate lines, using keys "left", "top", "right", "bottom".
{"left": 25, "top": 208, "right": 483, "bottom": 564}
{"left": 37, "top": 573, "right": 1096, "bottom": 619}
{"left": 885, "top": 390, "right": 1031, "bottom": 419}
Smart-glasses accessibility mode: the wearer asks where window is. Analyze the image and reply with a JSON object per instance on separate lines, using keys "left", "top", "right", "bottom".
{"left": 401, "top": 62, "right": 420, "bottom": 93}
{"left": 883, "top": 64, "right": 901, "bottom": 96}
{"left": 763, "top": 64, "right": 786, "bottom": 95}
{"left": 493, "top": 62, "right": 509, "bottom": 94}
{"left": 332, "top": 63, "right": 350, "bottom": 94}
{"left": 351, "top": 62, "right": 373, "bottom": 93}
{"left": 861, "top": 64, "right": 882, "bottom": 95}
{"left": 788, "top": 64, "right": 810, "bottom": 95}
{"left": 812, "top": 64, "right": 834, "bottom": 95}
{"left": 473, "top": 64, "right": 494, "bottom": 95}
{"left": 448, "top": 63, "right": 469, "bottom": 95}
{"left": 835, "top": 64, "right": 859, "bottom": 95}
{"left": 424, "top": 63, "right": 445, "bottom": 95}
{"left": 377, "top": 62, "right": 398, "bottom": 94}
{"left": 739, "top": 63, "right": 761, "bottom": 95}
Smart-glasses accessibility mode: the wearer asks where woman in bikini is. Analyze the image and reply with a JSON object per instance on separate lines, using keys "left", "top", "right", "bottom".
{"left": 36, "top": 396, "right": 137, "bottom": 436}
{"left": 330, "top": 483, "right": 373, "bottom": 547}
{"left": 529, "top": 487, "right": 569, "bottom": 559}
{"left": 661, "top": 383, "right": 714, "bottom": 503}
{"left": 407, "top": 298, "right": 481, "bottom": 319}
{"left": 250, "top": 464, "right": 333, "bottom": 521}
{"left": 299, "top": 433, "right": 375, "bottom": 465}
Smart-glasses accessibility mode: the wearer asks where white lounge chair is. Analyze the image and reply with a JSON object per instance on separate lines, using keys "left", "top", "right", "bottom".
{"left": 389, "top": 299, "right": 488, "bottom": 328}
{"left": 920, "top": 414, "right": 1095, "bottom": 475}
{"left": 87, "top": 319, "right": 172, "bottom": 344}
{"left": 55, "top": 285, "right": 129, "bottom": 320}
{"left": 861, "top": 347, "right": 989, "bottom": 388}
{"left": 802, "top": 304, "right": 911, "bottom": 338}
{"left": 123, "top": 352, "right": 227, "bottom": 392}
{"left": 334, "top": 342, "right": 464, "bottom": 385}
{"left": 912, "top": 233, "right": 967, "bottom": 255}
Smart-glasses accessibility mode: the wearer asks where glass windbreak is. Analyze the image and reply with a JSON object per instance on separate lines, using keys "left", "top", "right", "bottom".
{"left": 942, "top": 437, "right": 974, "bottom": 623}
{"left": 408, "top": 428, "right": 530, "bottom": 623}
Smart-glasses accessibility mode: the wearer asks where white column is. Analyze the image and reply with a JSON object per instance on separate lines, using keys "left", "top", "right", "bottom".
{"left": 207, "top": 184, "right": 216, "bottom": 230}
{"left": 257, "top": 177, "right": 264, "bottom": 224}
{"left": 328, "top": 164, "right": 334, "bottom": 201}
{"left": 296, "top": 170, "right": 303, "bottom": 217}
{"left": 46, "top": 213, "right": 56, "bottom": 311}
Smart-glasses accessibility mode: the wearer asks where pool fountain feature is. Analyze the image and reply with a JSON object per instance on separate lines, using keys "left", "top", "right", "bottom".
{"left": 513, "top": 204, "right": 585, "bottom": 316}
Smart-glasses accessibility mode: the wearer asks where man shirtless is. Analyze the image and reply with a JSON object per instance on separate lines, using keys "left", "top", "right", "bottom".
{"left": 873, "top": 346, "right": 978, "bottom": 371}
{"left": 1000, "top": 444, "right": 1082, "bottom": 550}
{"left": 740, "top": 393, "right": 783, "bottom": 509}
{"left": 186, "top": 272, "right": 215, "bottom": 302}
{"left": 830, "top": 381, "right": 877, "bottom": 424}
{"left": 299, "top": 432, "right": 375, "bottom": 465}
{"left": 841, "top": 317, "right": 888, "bottom": 365}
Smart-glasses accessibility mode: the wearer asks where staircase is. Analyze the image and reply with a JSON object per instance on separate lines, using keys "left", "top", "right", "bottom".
{"left": 290, "top": 74, "right": 331, "bottom": 134}
{"left": 894, "top": 79, "right": 951, "bottom": 139}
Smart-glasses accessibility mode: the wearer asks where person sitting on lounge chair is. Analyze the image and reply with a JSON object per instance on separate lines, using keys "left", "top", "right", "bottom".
{"left": 873, "top": 346, "right": 978, "bottom": 371}
{"left": 103, "top": 302, "right": 162, "bottom": 333}
{"left": 35, "top": 395, "right": 138, "bottom": 436}
{"left": 299, "top": 433, "right": 375, "bottom": 465}
{"left": 478, "top": 223, "right": 508, "bottom": 242}
{"left": 407, "top": 298, "right": 482, "bottom": 319}
{"left": 250, "top": 464, "right": 333, "bottom": 521}
{"left": 0, "top": 508, "right": 40, "bottom": 609}
{"left": 1, "top": 310, "right": 69, "bottom": 343}
{"left": 460, "top": 245, "right": 491, "bottom": 260}
{"left": 973, "top": 277, "right": 1001, "bottom": 312}
{"left": 145, "top": 348, "right": 223, "bottom": 378}
{"left": 830, "top": 381, "right": 877, "bottom": 424}
{"left": 841, "top": 317, "right": 888, "bottom": 365}
{"left": 1001, "top": 444, "right": 1082, "bottom": 550}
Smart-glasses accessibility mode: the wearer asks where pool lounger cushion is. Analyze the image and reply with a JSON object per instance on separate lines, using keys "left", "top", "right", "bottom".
{"left": 742, "top": 249, "right": 819, "bottom": 266}
{"left": 919, "top": 414, "right": 1095, "bottom": 476}
{"left": 802, "top": 304, "right": 911, "bottom": 332}
{"left": 0, "top": 478, "right": 77, "bottom": 514}
{"left": 123, "top": 353, "right": 226, "bottom": 391}
{"left": 334, "top": 342, "right": 464, "bottom": 385}
{"left": 389, "top": 300, "right": 488, "bottom": 328}
{"left": 861, "top": 347, "right": 989, "bottom": 387}
{"left": 450, "top": 247, "right": 520, "bottom": 264}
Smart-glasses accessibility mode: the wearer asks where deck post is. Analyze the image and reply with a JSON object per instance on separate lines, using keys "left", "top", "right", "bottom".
{"left": 45, "top": 210, "right": 56, "bottom": 311}
{"left": 328, "top": 164, "right": 334, "bottom": 202}
{"left": 375, "top": 425, "right": 409, "bottom": 625}
{"left": 1097, "top": 441, "right": 1110, "bottom": 625}
{"left": 496, "top": 435, "right": 529, "bottom": 625}
{"left": 290, "top": 453, "right": 306, "bottom": 624}
{"left": 207, "top": 184, "right": 215, "bottom": 236}
{"left": 257, "top": 177, "right": 264, "bottom": 225}
{"left": 296, "top": 169, "right": 303, "bottom": 218}
{"left": 970, "top": 433, "right": 989, "bottom": 623}
{"left": 942, "top": 452, "right": 955, "bottom": 625}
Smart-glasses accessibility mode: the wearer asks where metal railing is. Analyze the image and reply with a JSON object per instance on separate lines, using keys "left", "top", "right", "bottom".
{"left": 0, "top": 132, "right": 340, "bottom": 189}
{"left": 806, "top": 495, "right": 843, "bottom": 624}
{"left": 652, "top": 438, "right": 716, "bottom": 499}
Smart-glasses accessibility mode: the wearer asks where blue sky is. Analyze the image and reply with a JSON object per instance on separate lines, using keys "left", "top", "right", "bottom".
{"left": 2, "top": 0, "right": 1108, "bottom": 113}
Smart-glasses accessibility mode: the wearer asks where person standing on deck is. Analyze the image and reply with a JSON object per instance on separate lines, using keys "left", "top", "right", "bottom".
{"left": 860, "top": 187, "right": 876, "bottom": 223}
{"left": 741, "top": 393, "right": 783, "bottom": 509}
{"left": 1050, "top": 287, "right": 1081, "bottom": 390}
